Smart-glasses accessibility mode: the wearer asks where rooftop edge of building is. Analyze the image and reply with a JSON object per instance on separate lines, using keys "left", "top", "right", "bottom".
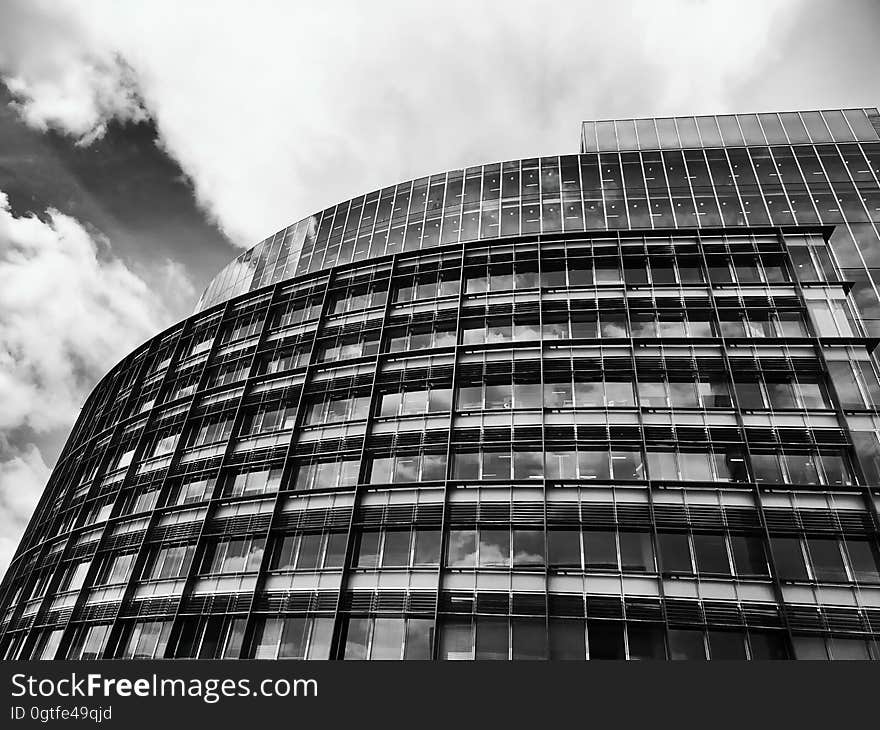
{"left": 579, "top": 107, "right": 880, "bottom": 153}
{"left": 195, "top": 107, "right": 880, "bottom": 314}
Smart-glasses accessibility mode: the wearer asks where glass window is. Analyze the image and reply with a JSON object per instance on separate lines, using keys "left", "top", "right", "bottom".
{"left": 587, "top": 621, "right": 625, "bottom": 659}
{"left": 611, "top": 449, "right": 643, "bottom": 480}
{"left": 278, "top": 618, "right": 310, "bottom": 659}
{"left": 771, "top": 536, "right": 808, "bottom": 581}
{"left": 549, "top": 619, "right": 586, "bottom": 659}
{"left": 751, "top": 453, "right": 784, "bottom": 484}
{"left": 668, "top": 629, "right": 707, "bottom": 660}
{"left": 845, "top": 538, "right": 880, "bottom": 583}
{"left": 693, "top": 534, "right": 730, "bottom": 574}
{"left": 734, "top": 379, "right": 765, "bottom": 409}
{"left": 647, "top": 450, "right": 677, "bottom": 481}
{"left": 828, "top": 637, "right": 871, "bottom": 660}
{"left": 668, "top": 380, "right": 699, "bottom": 408}
{"left": 605, "top": 380, "right": 635, "bottom": 407}
{"left": 782, "top": 453, "right": 819, "bottom": 485}
{"left": 513, "top": 450, "right": 544, "bottom": 480}
{"left": 679, "top": 451, "right": 713, "bottom": 481}
{"left": 748, "top": 631, "right": 789, "bottom": 660}
{"left": 453, "top": 451, "right": 479, "bottom": 480}
{"left": 371, "top": 618, "right": 406, "bottom": 660}
{"left": 343, "top": 618, "right": 370, "bottom": 660}
{"left": 638, "top": 381, "right": 667, "bottom": 407}
{"left": 512, "top": 619, "right": 546, "bottom": 660}
{"left": 730, "top": 534, "right": 768, "bottom": 575}
{"left": 578, "top": 449, "right": 611, "bottom": 480}
{"left": 482, "top": 451, "right": 511, "bottom": 479}
{"left": 807, "top": 537, "right": 847, "bottom": 582}
{"left": 584, "top": 530, "right": 618, "bottom": 569}
{"left": 414, "top": 530, "right": 441, "bottom": 565}
{"left": 545, "top": 450, "right": 578, "bottom": 480}
{"left": 627, "top": 624, "right": 666, "bottom": 660}
{"left": 297, "top": 534, "right": 322, "bottom": 570}
{"left": 513, "top": 529, "right": 545, "bottom": 567}
{"left": 708, "top": 630, "right": 747, "bottom": 659}
{"left": 475, "top": 617, "right": 508, "bottom": 660}
{"left": 382, "top": 530, "right": 412, "bottom": 567}
{"left": 447, "top": 529, "right": 477, "bottom": 567}
{"left": 439, "top": 619, "right": 473, "bottom": 660}
{"left": 548, "top": 529, "right": 581, "bottom": 568}
{"left": 792, "top": 635, "right": 828, "bottom": 660}
{"left": 658, "top": 532, "right": 692, "bottom": 573}
{"left": 766, "top": 380, "right": 797, "bottom": 409}
{"left": 619, "top": 531, "right": 654, "bottom": 572}
{"left": 479, "top": 529, "right": 510, "bottom": 567}
{"left": 404, "top": 619, "right": 434, "bottom": 660}
{"left": 356, "top": 531, "right": 381, "bottom": 568}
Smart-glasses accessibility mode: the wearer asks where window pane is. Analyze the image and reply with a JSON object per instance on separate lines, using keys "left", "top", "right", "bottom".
{"left": 588, "top": 621, "right": 625, "bottom": 659}
{"left": 371, "top": 618, "right": 405, "bottom": 660}
{"left": 278, "top": 618, "right": 309, "bottom": 659}
{"left": 548, "top": 530, "right": 581, "bottom": 568}
{"left": 343, "top": 618, "right": 370, "bottom": 660}
{"left": 748, "top": 631, "right": 789, "bottom": 660}
{"left": 447, "top": 529, "right": 477, "bottom": 567}
{"left": 414, "top": 530, "right": 442, "bottom": 565}
{"left": 475, "top": 617, "right": 508, "bottom": 660}
{"left": 512, "top": 619, "right": 547, "bottom": 660}
{"left": 693, "top": 534, "right": 730, "bottom": 574}
{"left": 668, "top": 629, "right": 706, "bottom": 660}
{"left": 439, "top": 619, "right": 473, "bottom": 660}
{"left": 356, "top": 531, "right": 380, "bottom": 568}
{"left": 627, "top": 625, "right": 666, "bottom": 660}
{"left": 404, "top": 619, "right": 434, "bottom": 660}
{"left": 513, "top": 529, "right": 545, "bottom": 567}
{"left": 708, "top": 630, "right": 747, "bottom": 659}
{"left": 807, "top": 537, "right": 847, "bottom": 582}
{"left": 479, "top": 529, "right": 510, "bottom": 567}
{"left": 549, "top": 619, "right": 585, "bottom": 659}
{"left": 298, "top": 534, "right": 322, "bottom": 570}
{"left": 845, "top": 539, "right": 880, "bottom": 583}
{"left": 658, "top": 533, "right": 692, "bottom": 572}
{"left": 771, "top": 537, "right": 808, "bottom": 580}
{"left": 584, "top": 530, "right": 618, "bottom": 569}
{"left": 382, "top": 530, "right": 411, "bottom": 567}
{"left": 731, "top": 534, "right": 768, "bottom": 575}
{"left": 619, "top": 531, "right": 655, "bottom": 572}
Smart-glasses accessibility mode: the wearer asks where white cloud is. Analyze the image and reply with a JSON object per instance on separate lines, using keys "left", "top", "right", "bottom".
{"left": 0, "top": 0, "right": 802, "bottom": 246}
{"left": 0, "top": 444, "right": 49, "bottom": 579}
{"left": 0, "top": 0, "right": 147, "bottom": 144}
{"left": 0, "top": 191, "right": 189, "bottom": 576}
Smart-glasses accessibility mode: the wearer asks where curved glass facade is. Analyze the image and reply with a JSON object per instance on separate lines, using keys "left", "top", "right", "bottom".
{"left": 195, "top": 107, "right": 880, "bottom": 314}
{"left": 4, "top": 109, "right": 880, "bottom": 661}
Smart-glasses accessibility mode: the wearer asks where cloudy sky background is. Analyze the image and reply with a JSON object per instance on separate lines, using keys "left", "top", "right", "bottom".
{"left": 0, "top": 0, "right": 878, "bottom": 576}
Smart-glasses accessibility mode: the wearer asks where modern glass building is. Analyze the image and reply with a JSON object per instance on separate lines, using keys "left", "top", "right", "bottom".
{"left": 3, "top": 108, "right": 880, "bottom": 661}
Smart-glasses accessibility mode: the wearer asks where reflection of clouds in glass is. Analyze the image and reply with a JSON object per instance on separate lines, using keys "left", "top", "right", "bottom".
{"left": 486, "top": 326, "right": 511, "bottom": 343}
{"left": 447, "top": 530, "right": 477, "bottom": 566}
{"left": 514, "top": 324, "right": 541, "bottom": 340}
{"left": 542, "top": 323, "right": 567, "bottom": 340}
{"left": 478, "top": 543, "right": 509, "bottom": 566}
{"left": 248, "top": 546, "right": 264, "bottom": 570}
{"left": 394, "top": 458, "right": 419, "bottom": 482}
{"left": 514, "top": 548, "right": 544, "bottom": 565}
{"left": 479, "top": 532, "right": 510, "bottom": 566}
{"left": 602, "top": 322, "right": 627, "bottom": 337}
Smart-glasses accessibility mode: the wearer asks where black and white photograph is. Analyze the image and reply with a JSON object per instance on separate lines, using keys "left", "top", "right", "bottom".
{"left": 0, "top": 0, "right": 879, "bottom": 724}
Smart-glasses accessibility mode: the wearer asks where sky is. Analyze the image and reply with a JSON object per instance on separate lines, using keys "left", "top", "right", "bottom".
{"left": 0, "top": 0, "right": 878, "bottom": 577}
